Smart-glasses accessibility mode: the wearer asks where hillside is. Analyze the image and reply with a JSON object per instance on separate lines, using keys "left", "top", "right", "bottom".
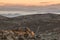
{"left": 12, "top": 13, "right": 60, "bottom": 32}
{"left": 0, "top": 13, "right": 60, "bottom": 33}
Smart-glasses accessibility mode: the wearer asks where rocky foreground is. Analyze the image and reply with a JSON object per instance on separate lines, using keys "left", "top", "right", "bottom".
{"left": 0, "top": 27, "right": 60, "bottom": 40}
{"left": 0, "top": 27, "right": 35, "bottom": 40}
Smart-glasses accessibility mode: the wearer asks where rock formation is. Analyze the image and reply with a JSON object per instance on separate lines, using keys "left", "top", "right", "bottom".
{"left": 0, "top": 27, "right": 35, "bottom": 40}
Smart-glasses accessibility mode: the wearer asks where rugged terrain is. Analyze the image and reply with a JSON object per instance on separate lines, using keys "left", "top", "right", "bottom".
{"left": 0, "top": 13, "right": 60, "bottom": 32}
{"left": 0, "top": 13, "right": 60, "bottom": 40}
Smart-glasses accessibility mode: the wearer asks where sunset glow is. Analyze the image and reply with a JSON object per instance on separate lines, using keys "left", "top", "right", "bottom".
{"left": 0, "top": 0, "right": 60, "bottom": 6}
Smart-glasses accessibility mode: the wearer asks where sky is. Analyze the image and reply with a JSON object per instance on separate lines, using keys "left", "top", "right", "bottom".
{"left": 0, "top": 0, "right": 60, "bottom": 6}
{"left": 0, "top": 0, "right": 60, "bottom": 16}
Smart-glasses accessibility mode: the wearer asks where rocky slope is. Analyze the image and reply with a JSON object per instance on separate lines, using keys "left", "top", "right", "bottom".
{"left": 0, "top": 13, "right": 60, "bottom": 40}
{"left": 0, "top": 13, "right": 60, "bottom": 32}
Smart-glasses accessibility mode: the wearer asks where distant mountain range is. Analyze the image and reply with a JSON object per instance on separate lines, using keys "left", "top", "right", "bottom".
{"left": 0, "top": 13, "right": 60, "bottom": 33}
{"left": 0, "top": 4, "right": 60, "bottom": 12}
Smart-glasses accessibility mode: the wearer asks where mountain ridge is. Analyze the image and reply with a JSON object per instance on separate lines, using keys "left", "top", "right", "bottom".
{"left": 0, "top": 4, "right": 60, "bottom": 11}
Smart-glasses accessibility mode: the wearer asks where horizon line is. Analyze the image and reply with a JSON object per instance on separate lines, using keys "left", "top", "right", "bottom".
{"left": 0, "top": 3, "right": 60, "bottom": 7}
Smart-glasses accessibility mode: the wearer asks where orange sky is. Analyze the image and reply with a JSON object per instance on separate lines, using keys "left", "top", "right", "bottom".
{"left": 0, "top": 0, "right": 60, "bottom": 6}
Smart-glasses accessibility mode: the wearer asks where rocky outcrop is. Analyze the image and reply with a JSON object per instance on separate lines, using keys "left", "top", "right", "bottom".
{"left": 0, "top": 27, "right": 35, "bottom": 40}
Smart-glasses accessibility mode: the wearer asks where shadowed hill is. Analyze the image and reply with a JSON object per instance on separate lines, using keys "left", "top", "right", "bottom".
{"left": 0, "top": 15, "right": 8, "bottom": 21}
{"left": 0, "top": 15, "right": 20, "bottom": 30}
{"left": 12, "top": 13, "right": 60, "bottom": 32}
{"left": 0, "top": 13, "right": 60, "bottom": 33}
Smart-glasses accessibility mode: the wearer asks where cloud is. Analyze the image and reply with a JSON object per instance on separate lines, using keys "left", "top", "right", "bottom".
{"left": 0, "top": 2, "right": 5, "bottom": 6}
{"left": 0, "top": 2, "right": 5, "bottom": 4}
{"left": 40, "top": 2, "right": 50, "bottom": 3}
